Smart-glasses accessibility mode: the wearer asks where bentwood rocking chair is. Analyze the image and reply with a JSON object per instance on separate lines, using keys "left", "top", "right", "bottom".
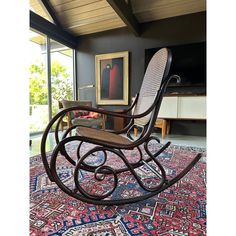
{"left": 41, "top": 48, "right": 202, "bottom": 205}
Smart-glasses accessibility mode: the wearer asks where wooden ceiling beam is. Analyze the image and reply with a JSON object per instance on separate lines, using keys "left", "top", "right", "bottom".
{"left": 30, "top": 11, "right": 78, "bottom": 49}
{"left": 106, "top": 0, "right": 141, "bottom": 36}
{"left": 40, "top": 0, "right": 62, "bottom": 28}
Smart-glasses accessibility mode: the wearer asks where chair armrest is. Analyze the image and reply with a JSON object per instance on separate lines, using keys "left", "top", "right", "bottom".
{"left": 56, "top": 104, "right": 152, "bottom": 120}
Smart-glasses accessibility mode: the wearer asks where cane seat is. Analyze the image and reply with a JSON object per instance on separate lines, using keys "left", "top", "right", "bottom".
{"left": 76, "top": 127, "right": 132, "bottom": 146}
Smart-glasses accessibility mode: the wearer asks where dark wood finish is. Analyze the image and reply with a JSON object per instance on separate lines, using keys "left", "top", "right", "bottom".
{"left": 106, "top": 0, "right": 141, "bottom": 36}
{"left": 41, "top": 50, "right": 202, "bottom": 205}
{"left": 30, "top": 10, "right": 78, "bottom": 49}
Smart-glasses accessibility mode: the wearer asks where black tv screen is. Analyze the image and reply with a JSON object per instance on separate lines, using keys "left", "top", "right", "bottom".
{"left": 145, "top": 42, "right": 206, "bottom": 87}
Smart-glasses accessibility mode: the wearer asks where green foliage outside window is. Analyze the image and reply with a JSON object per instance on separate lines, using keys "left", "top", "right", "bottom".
{"left": 29, "top": 60, "right": 73, "bottom": 115}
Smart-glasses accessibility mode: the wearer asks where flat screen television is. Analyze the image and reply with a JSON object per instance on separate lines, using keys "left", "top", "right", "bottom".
{"left": 145, "top": 42, "right": 206, "bottom": 88}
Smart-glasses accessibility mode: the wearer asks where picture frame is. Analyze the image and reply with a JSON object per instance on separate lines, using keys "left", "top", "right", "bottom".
{"left": 95, "top": 51, "right": 129, "bottom": 105}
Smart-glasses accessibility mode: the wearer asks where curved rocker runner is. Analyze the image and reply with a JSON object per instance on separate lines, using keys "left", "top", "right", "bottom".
{"left": 41, "top": 48, "right": 202, "bottom": 205}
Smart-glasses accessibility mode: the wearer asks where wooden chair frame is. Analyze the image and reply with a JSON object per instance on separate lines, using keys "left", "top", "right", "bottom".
{"left": 41, "top": 49, "right": 201, "bottom": 205}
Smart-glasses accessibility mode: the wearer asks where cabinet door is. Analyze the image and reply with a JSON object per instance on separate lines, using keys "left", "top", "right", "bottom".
{"left": 178, "top": 96, "right": 206, "bottom": 119}
{"left": 158, "top": 97, "right": 178, "bottom": 118}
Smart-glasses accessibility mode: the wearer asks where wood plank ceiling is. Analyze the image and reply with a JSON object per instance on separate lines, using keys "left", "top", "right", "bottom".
{"left": 30, "top": 0, "right": 206, "bottom": 37}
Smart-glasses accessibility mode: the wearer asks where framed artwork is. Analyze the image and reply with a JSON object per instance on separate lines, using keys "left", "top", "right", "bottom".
{"left": 95, "top": 51, "right": 129, "bottom": 105}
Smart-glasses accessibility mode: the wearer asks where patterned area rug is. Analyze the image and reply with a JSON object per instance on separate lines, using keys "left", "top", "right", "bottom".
{"left": 30, "top": 142, "right": 206, "bottom": 235}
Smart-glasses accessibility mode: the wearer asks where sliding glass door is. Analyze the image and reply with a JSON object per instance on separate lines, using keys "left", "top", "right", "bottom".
{"left": 29, "top": 30, "right": 75, "bottom": 134}
{"left": 29, "top": 31, "right": 49, "bottom": 133}
{"left": 50, "top": 39, "right": 74, "bottom": 117}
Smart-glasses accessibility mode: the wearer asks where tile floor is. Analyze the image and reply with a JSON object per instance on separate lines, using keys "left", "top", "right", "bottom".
{"left": 30, "top": 131, "right": 206, "bottom": 157}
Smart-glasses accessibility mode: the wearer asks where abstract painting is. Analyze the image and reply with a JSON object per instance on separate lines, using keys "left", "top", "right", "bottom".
{"left": 95, "top": 51, "right": 129, "bottom": 105}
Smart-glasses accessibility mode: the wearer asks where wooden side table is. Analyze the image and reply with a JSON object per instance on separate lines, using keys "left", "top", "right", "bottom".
{"left": 134, "top": 119, "right": 170, "bottom": 140}
{"left": 113, "top": 110, "right": 127, "bottom": 131}
{"left": 154, "top": 119, "right": 170, "bottom": 140}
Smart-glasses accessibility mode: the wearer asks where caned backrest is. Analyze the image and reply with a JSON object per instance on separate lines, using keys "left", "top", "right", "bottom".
{"left": 133, "top": 48, "right": 169, "bottom": 126}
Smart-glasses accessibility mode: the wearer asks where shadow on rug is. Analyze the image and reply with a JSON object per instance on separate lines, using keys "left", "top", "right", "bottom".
{"left": 30, "top": 142, "right": 206, "bottom": 236}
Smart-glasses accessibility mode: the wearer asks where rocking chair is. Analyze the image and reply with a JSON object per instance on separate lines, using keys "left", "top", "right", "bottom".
{"left": 41, "top": 48, "right": 202, "bottom": 205}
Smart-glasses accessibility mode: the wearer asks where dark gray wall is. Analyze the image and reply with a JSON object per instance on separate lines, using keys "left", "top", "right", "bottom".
{"left": 76, "top": 12, "right": 206, "bottom": 135}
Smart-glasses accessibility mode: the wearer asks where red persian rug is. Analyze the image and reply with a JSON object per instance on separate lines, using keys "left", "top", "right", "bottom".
{"left": 30, "top": 141, "right": 206, "bottom": 236}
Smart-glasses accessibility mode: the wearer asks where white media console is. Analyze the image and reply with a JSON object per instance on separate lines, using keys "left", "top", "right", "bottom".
{"left": 159, "top": 95, "right": 206, "bottom": 120}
